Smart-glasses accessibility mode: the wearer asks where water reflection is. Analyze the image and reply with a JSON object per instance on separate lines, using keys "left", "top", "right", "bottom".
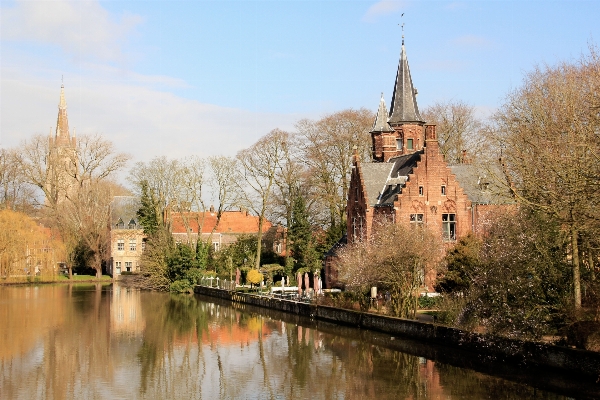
{"left": 0, "top": 284, "right": 590, "bottom": 399}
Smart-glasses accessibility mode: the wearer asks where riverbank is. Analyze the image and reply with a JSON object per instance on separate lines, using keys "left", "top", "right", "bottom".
{"left": 0, "top": 274, "right": 113, "bottom": 285}
{"left": 194, "top": 285, "right": 600, "bottom": 384}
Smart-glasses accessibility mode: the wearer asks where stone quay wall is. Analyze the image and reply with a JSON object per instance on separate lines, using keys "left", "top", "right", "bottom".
{"left": 194, "top": 285, "right": 600, "bottom": 380}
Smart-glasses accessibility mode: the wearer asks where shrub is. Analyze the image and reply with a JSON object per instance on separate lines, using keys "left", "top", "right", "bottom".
{"left": 185, "top": 268, "right": 204, "bottom": 285}
{"left": 418, "top": 295, "right": 441, "bottom": 309}
{"left": 170, "top": 279, "right": 192, "bottom": 293}
{"left": 246, "top": 269, "right": 263, "bottom": 286}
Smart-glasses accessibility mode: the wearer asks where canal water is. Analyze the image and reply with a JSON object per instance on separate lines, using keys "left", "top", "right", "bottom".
{"left": 0, "top": 284, "right": 595, "bottom": 399}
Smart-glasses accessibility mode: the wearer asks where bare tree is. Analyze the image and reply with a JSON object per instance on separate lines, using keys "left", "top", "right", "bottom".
{"left": 18, "top": 133, "right": 128, "bottom": 277}
{"left": 421, "top": 100, "right": 483, "bottom": 164}
{"left": 207, "top": 155, "right": 239, "bottom": 233}
{"left": 130, "top": 156, "right": 212, "bottom": 245}
{"left": 0, "top": 148, "right": 36, "bottom": 212}
{"left": 129, "top": 156, "right": 180, "bottom": 212}
{"left": 335, "top": 220, "right": 443, "bottom": 318}
{"left": 236, "top": 129, "right": 288, "bottom": 269}
{"left": 72, "top": 133, "right": 128, "bottom": 183}
{"left": 60, "top": 180, "right": 122, "bottom": 277}
{"left": 492, "top": 45, "right": 600, "bottom": 309}
{"left": 296, "top": 108, "right": 373, "bottom": 236}
{"left": 19, "top": 133, "right": 127, "bottom": 207}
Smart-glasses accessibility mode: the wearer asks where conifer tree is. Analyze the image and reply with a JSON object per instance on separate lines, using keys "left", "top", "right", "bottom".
{"left": 289, "top": 195, "right": 319, "bottom": 272}
{"left": 137, "top": 180, "right": 160, "bottom": 235}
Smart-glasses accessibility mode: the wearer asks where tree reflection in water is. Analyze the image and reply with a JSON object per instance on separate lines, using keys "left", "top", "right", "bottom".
{"left": 0, "top": 286, "right": 577, "bottom": 399}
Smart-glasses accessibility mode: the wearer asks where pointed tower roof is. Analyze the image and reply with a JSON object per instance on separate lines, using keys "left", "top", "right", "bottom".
{"left": 388, "top": 40, "right": 423, "bottom": 125}
{"left": 54, "top": 83, "right": 71, "bottom": 144}
{"left": 370, "top": 93, "right": 394, "bottom": 133}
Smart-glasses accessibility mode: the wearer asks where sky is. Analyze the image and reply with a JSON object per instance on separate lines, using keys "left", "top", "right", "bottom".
{"left": 1, "top": 0, "right": 598, "bottom": 165}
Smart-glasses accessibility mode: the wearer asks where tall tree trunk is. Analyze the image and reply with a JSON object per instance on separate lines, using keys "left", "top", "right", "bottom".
{"left": 94, "top": 252, "right": 103, "bottom": 278}
{"left": 255, "top": 216, "right": 264, "bottom": 269}
{"left": 571, "top": 226, "right": 581, "bottom": 309}
{"left": 585, "top": 237, "right": 595, "bottom": 281}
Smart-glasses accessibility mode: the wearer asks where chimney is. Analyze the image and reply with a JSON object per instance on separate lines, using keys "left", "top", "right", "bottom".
{"left": 425, "top": 124, "right": 437, "bottom": 141}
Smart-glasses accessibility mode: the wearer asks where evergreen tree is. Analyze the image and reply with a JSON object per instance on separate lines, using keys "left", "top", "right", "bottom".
{"left": 195, "top": 239, "right": 210, "bottom": 269}
{"left": 289, "top": 195, "right": 319, "bottom": 272}
{"left": 435, "top": 234, "right": 481, "bottom": 294}
{"left": 137, "top": 180, "right": 160, "bottom": 235}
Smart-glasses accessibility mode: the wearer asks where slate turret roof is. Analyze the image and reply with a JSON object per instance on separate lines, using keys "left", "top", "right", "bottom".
{"left": 388, "top": 42, "right": 423, "bottom": 125}
{"left": 370, "top": 93, "right": 394, "bottom": 133}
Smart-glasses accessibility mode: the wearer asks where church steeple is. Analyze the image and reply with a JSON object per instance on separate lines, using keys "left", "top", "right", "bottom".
{"left": 54, "top": 83, "right": 71, "bottom": 145}
{"left": 46, "top": 82, "right": 77, "bottom": 207}
{"left": 388, "top": 40, "right": 423, "bottom": 125}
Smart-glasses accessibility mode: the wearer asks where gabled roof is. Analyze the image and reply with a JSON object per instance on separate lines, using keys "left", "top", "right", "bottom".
{"left": 361, "top": 163, "right": 395, "bottom": 206}
{"left": 171, "top": 210, "right": 273, "bottom": 234}
{"left": 450, "top": 164, "right": 515, "bottom": 205}
{"left": 388, "top": 151, "right": 422, "bottom": 179}
{"left": 388, "top": 42, "right": 423, "bottom": 125}
{"left": 370, "top": 93, "right": 394, "bottom": 133}
{"left": 360, "top": 151, "right": 422, "bottom": 206}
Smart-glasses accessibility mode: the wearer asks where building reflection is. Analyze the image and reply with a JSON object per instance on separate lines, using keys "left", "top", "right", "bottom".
{"left": 1, "top": 287, "right": 573, "bottom": 399}
{"left": 110, "top": 284, "right": 145, "bottom": 336}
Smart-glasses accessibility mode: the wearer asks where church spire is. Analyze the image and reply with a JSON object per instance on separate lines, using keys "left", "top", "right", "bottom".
{"left": 55, "top": 83, "right": 71, "bottom": 144}
{"left": 370, "top": 93, "right": 394, "bottom": 133}
{"left": 388, "top": 39, "right": 423, "bottom": 125}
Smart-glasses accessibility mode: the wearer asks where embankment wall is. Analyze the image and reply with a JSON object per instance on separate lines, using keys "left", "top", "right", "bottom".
{"left": 194, "top": 285, "right": 600, "bottom": 380}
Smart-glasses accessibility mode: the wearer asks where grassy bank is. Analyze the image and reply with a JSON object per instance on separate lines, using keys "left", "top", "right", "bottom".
{"left": 0, "top": 274, "right": 113, "bottom": 285}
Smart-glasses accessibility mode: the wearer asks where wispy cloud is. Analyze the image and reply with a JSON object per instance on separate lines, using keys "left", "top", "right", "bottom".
{"left": 362, "top": 0, "right": 406, "bottom": 23}
{"left": 0, "top": 68, "right": 305, "bottom": 163}
{"left": 0, "top": 0, "right": 143, "bottom": 63}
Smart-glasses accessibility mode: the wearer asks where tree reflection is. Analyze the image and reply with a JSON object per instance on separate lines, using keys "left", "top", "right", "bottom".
{"left": 0, "top": 287, "right": 575, "bottom": 399}
{"left": 0, "top": 284, "right": 113, "bottom": 399}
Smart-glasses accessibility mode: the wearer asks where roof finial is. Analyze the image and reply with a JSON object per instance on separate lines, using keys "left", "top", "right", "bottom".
{"left": 400, "top": 13, "right": 405, "bottom": 46}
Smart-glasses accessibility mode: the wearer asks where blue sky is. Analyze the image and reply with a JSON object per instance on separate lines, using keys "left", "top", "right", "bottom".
{"left": 1, "top": 0, "right": 598, "bottom": 163}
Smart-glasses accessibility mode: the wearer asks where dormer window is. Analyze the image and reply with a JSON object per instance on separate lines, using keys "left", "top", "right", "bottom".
{"left": 116, "top": 218, "right": 124, "bottom": 229}
{"left": 128, "top": 219, "right": 136, "bottom": 229}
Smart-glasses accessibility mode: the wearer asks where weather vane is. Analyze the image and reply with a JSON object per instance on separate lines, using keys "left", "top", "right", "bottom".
{"left": 399, "top": 13, "right": 405, "bottom": 45}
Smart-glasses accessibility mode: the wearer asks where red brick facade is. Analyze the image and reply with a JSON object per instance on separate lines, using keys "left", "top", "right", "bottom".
{"left": 329, "top": 41, "right": 512, "bottom": 291}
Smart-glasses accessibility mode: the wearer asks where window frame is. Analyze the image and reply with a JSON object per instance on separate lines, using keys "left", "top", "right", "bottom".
{"left": 442, "top": 213, "right": 456, "bottom": 241}
{"left": 410, "top": 213, "right": 424, "bottom": 226}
